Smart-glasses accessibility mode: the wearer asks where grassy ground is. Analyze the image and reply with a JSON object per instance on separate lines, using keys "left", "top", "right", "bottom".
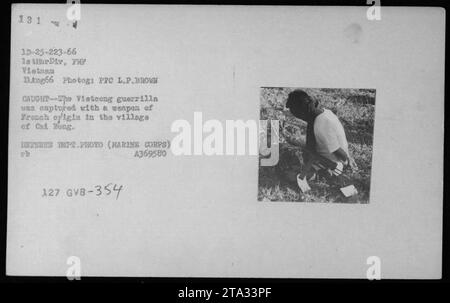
{"left": 258, "top": 87, "right": 375, "bottom": 203}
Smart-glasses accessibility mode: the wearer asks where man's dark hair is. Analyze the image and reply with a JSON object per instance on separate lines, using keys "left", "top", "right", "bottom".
{"left": 285, "top": 89, "right": 322, "bottom": 152}
{"left": 285, "top": 90, "right": 318, "bottom": 119}
{"left": 285, "top": 89, "right": 312, "bottom": 110}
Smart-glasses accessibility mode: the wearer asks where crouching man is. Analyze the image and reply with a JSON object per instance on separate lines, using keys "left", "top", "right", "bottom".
{"left": 284, "top": 89, "right": 357, "bottom": 183}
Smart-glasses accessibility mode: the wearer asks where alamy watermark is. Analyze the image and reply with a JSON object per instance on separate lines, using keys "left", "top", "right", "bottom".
{"left": 170, "top": 112, "right": 279, "bottom": 166}
{"left": 66, "top": 0, "right": 81, "bottom": 28}
{"left": 366, "top": 0, "right": 381, "bottom": 21}
{"left": 66, "top": 255, "right": 81, "bottom": 280}
{"left": 366, "top": 256, "right": 381, "bottom": 280}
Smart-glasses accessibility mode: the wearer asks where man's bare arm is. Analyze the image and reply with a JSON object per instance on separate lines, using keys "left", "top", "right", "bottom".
{"left": 333, "top": 148, "right": 349, "bottom": 164}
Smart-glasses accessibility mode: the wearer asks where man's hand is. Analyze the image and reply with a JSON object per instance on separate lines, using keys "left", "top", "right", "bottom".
{"left": 333, "top": 148, "right": 349, "bottom": 164}
{"left": 348, "top": 156, "right": 359, "bottom": 172}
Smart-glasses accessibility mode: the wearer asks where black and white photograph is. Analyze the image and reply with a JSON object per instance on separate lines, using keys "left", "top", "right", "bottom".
{"left": 258, "top": 87, "right": 375, "bottom": 203}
